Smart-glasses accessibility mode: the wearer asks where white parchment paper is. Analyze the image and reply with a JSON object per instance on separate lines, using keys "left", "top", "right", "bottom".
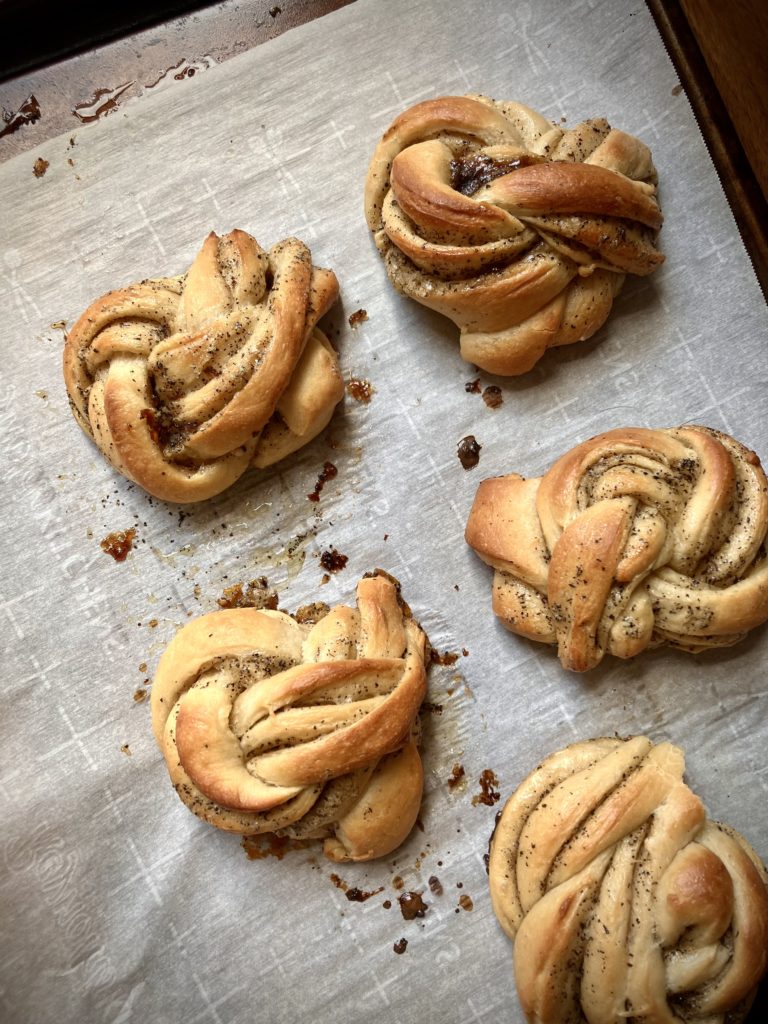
{"left": 2, "top": 1, "right": 767, "bottom": 1022}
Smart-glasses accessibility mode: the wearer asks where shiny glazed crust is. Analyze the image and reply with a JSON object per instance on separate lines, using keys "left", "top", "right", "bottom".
{"left": 151, "top": 573, "right": 428, "bottom": 863}
{"left": 63, "top": 229, "right": 344, "bottom": 502}
{"left": 364, "top": 95, "right": 663, "bottom": 375}
{"left": 488, "top": 736, "right": 768, "bottom": 1024}
{"left": 465, "top": 425, "right": 768, "bottom": 671}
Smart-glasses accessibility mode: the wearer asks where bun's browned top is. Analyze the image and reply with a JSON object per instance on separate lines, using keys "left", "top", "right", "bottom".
{"left": 64, "top": 229, "right": 343, "bottom": 502}
{"left": 365, "top": 94, "right": 663, "bottom": 375}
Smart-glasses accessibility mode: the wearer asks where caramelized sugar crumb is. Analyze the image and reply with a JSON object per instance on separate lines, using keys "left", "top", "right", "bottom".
{"left": 294, "top": 602, "right": 330, "bottom": 625}
{"left": 348, "top": 308, "right": 368, "bottom": 328}
{"left": 100, "top": 528, "right": 136, "bottom": 561}
{"left": 430, "top": 649, "right": 459, "bottom": 666}
{"left": 319, "top": 548, "right": 348, "bottom": 573}
{"left": 217, "top": 577, "right": 278, "bottom": 610}
{"left": 447, "top": 763, "right": 466, "bottom": 789}
{"left": 346, "top": 377, "right": 374, "bottom": 403}
{"left": 472, "top": 769, "right": 501, "bottom": 807}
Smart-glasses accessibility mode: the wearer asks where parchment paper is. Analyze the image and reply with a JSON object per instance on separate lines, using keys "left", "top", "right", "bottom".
{"left": 2, "top": 1, "right": 767, "bottom": 1022}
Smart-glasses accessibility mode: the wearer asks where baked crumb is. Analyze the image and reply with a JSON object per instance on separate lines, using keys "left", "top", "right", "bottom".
{"left": 348, "top": 308, "right": 368, "bottom": 328}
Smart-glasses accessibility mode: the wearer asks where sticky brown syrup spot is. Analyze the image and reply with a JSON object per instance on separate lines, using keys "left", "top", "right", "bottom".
{"left": 33, "top": 157, "right": 49, "bottom": 178}
{"left": 458, "top": 893, "right": 474, "bottom": 912}
{"left": 330, "top": 874, "right": 383, "bottom": 902}
{"left": 73, "top": 83, "right": 133, "bottom": 124}
{"left": 457, "top": 436, "right": 481, "bottom": 470}
{"left": 393, "top": 938, "right": 408, "bottom": 954}
{"left": 308, "top": 460, "right": 338, "bottom": 502}
{"left": 450, "top": 153, "right": 543, "bottom": 196}
{"left": 347, "top": 886, "right": 384, "bottom": 902}
{"left": 398, "top": 891, "right": 428, "bottom": 920}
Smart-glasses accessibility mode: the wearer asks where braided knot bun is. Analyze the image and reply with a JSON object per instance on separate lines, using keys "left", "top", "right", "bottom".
{"left": 151, "top": 573, "right": 428, "bottom": 862}
{"left": 488, "top": 736, "right": 768, "bottom": 1024}
{"left": 365, "top": 95, "right": 663, "bottom": 375}
{"left": 466, "top": 426, "right": 768, "bottom": 671}
{"left": 64, "top": 229, "right": 343, "bottom": 503}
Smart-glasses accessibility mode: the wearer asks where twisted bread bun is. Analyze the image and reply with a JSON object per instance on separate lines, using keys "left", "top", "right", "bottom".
{"left": 151, "top": 572, "right": 428, "bottom": 862}
{"left": 488, "top": 736, "right": 768, "bottom": 1024}
{"left": 466, "top": 426, "right": 768, "bottom": 671}
{"left": 365, "top": 95, "right": 663, "bottom": 375}
{"left": 63, "top": 229, "right": 343, "bottom": 503}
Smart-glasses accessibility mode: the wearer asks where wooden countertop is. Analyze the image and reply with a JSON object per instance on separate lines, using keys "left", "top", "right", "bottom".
{"left": 649, "top": 0, "right": 768, "bottom": 295}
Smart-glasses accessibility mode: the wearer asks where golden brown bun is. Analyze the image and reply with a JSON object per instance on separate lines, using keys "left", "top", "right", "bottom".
{"left": 488, "top": 736, "right": 768, "bottom": 1024}
{"left": 465, "top": 425, "right": 768, "bottom": 670}
{"left": 150, "top": 573, "right": 428, "bottom": 862}
{"left": 63, "top": 229, "right": 343, "bottom": 502}
{"left": 364, "top": 95, "right": 663, "bottom": 375}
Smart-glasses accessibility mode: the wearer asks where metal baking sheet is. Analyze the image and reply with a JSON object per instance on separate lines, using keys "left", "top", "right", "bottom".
{"left": 1, "top": 1, "right": 767, "bottom": 1021}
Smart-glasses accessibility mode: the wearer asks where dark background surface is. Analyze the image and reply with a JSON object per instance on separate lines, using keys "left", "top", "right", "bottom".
{"left": 0, "top": 0, "right": 220, "bottom": 79}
